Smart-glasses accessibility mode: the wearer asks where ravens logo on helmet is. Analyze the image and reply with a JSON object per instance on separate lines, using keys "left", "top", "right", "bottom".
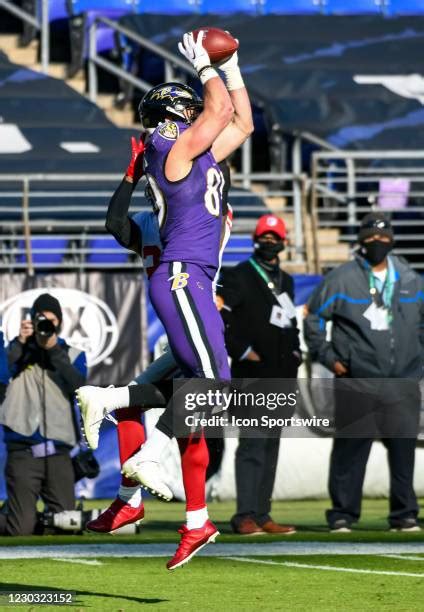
{"left": 138, "top": 82, "right": 203, "bottom": 129}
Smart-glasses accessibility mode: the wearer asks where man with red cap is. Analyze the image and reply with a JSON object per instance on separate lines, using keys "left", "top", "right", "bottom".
{"left": 217, "top": 214, "right": 301, "bottom": 535}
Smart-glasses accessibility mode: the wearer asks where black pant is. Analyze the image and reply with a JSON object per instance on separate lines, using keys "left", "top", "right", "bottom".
{"left": 232, "top": 436, "right": 280, "bottom": 527}
{"left": 327, "top": 380, "right": 420, "bottom": 527}
{"left": 1, "top": 449, "right": 75, "bottom": 536}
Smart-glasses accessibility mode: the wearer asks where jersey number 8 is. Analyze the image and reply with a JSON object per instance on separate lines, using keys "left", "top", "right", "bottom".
{"left": 204, "top": 167, "right": 225, "bottom": 217}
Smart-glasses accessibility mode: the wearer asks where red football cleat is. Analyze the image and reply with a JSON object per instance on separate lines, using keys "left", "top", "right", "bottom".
{"left": 167, "top": 520, "right": 219, "bottom": 570}
{"left": 85, "top": 498, "right": 144, "bottom": 533}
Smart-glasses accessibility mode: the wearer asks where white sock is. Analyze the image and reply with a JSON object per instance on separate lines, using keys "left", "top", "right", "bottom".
{"left": 104, "top": 386, "right": 130, "bottom": 412}
{"left": 136, "top": 428, "right": 170, "bottom": 463}
{"left": 186, "top": 507, "right": 209, "bottom": 530}
{"left": 118, "top": 485, "right": 142, "bottom": 508}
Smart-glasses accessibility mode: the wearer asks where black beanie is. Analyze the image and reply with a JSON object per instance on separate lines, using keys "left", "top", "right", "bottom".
{"left": 32, "top": 293, "right": 62, "bottom": 324}
{"left": 358, "top": 212, "right": 394, "bottom": 243}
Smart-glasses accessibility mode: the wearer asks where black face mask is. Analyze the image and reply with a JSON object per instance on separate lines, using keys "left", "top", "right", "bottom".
{"left": 254, "top": 240, "right": 285, "bottom": 261}
{"left": 360, "top": 240, "right": 393, "bottom": 266}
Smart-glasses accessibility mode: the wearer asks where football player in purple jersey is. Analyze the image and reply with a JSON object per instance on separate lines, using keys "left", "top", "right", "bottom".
{"left": 79, "top": 29, "right": 253, "bottom": 569}
{"left": 77, "top": 137, "right": 233, "bottom": 538}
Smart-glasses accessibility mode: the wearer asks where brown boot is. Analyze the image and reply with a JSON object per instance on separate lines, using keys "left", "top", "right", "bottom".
{"left": 232, "top": 517, "right": 266, "bottom": 535}
{"left": 261, "top": 520, "right": 296, "bottom": 535}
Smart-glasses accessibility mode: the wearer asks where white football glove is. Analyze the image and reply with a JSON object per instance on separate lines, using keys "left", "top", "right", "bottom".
{"left": 215, "top": 47, "right": 244, "bottom": 91}
{"left": 178, "top": 30, "right": 211, "bottom": 74}
{"left": 214, "top": 47, "right": 239, "bottom": 71}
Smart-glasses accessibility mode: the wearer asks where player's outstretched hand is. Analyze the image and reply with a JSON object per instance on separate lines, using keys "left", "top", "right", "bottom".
{"left": 214, "top": 48, "right": 239, "bottom": 71}
{"left": 178, "top": 30, "right": 211, "bottom": 74}
{"left": 126, "top": 136, "right": 145, "bottom": 184}
{"left": 213, "top": 38, "right": 244, "bottom": 91}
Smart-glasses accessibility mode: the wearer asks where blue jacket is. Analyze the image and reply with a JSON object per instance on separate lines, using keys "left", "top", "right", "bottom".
{"left": 304, "top": 255, "right": 424, "bottom": 379}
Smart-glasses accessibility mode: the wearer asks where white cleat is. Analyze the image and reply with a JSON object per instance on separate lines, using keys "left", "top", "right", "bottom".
{"left": 75, "top": 385, "right": 110, "bottom": 450}
{"left": 121, "top": 456, "right": 173, "bottom": 502}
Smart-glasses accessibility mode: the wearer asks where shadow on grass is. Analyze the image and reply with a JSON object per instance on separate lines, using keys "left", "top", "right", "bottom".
{"left": 0, "top": 583, "right": 168, "bottom": 606}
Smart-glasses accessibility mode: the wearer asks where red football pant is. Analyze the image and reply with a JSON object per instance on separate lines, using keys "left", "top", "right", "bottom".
{"left": 116, "top": 407, "right": 146, "bottom": 487}
{"left": 178, "top": 434, "right": 209, "bottom": 512}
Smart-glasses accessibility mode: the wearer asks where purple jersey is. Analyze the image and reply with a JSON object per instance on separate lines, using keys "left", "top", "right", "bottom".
{"left": 144, "top": 120, "right": 224, "bottom": 271}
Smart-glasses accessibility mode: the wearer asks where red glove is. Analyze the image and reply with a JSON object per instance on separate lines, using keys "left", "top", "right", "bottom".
{"left": 125, "top": 136, "right": 146, "bottom": 184}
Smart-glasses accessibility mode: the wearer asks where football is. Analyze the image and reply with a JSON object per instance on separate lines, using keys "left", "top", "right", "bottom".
{"left": 192, "top": 27, "right": 239, "bottom": 64}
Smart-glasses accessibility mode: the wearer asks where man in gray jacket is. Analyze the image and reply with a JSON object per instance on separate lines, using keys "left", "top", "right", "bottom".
{"left": 305, "top": 213, "right": 423, "bottom": 532}
{"left": 0, "top": 293, "right": 87, "bottom": 535}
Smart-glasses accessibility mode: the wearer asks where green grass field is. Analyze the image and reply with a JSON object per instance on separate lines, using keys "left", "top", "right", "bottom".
{"left": 1, "top": 499, "right": 424, "bottom": 611}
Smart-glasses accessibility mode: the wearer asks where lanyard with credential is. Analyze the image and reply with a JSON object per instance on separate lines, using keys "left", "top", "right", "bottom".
{"left": 249, "top": 257, "right": 279, "bottom": 298}
{"left": 368, "top": 270, "right": 394, "bottom": 325}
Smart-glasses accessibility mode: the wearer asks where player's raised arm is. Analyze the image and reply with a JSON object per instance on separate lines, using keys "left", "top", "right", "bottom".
{"left": 165, "top": 31, "right": 234, "bottom": 181}
{"left": 211, "top": 46, "right": 254, "bottom": 162}
{"left": 105, "top": 136, "right": 145, "bottom": 253}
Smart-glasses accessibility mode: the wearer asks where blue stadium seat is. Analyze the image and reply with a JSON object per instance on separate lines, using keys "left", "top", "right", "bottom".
{"left": 37, "top": 0, "right": 68, "bottom": 22}
{"left": 199, "top": 0, "right": 258, "bottom": 13}
{"left": 388, "top": 0, "right": 424, "bottom": 14}
{"left": 17, "top": 238, "right": 68, "bottom": 264}
{"left": 222, "top": 234, "right": 253, "bottom": 265}
{"left": 82, "top": 9, "right": 132, "bottom": 56}
{"left": 137, "top": 0, "right": 199, "bottom": 13}
{"left": 323, "top": 0, "right": 383, "bottom": 14}
{"left": 86, "top": 237, "right": 129, "bottom": 264}
{"left": 261, "top": 0, "right": 323, "bottom": 14}
{"left": 68, "top": 0, "right": 139, "bottom": 14}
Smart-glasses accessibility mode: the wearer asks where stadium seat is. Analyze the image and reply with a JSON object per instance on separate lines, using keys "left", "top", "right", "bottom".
{"left": 388, "top": 0, "right": 424, "bottom": 14}
{"left": 16, "top": 238, "right": 69, "bottom": 264}
{"left": 37, "top": 0, "right": 68, "bottom": 22}
{"left": 323, "top": 0, "right": 383, "bottom": 14}
{"left": 222, "top": 234, "right": 254, "bottom": 264}
{"left": 261, "top": 0, "right": 323, "bottom": 14}
{"left": 137, "top": 0, "right": 199, "bottom": 13}
{"left": 68, "top": 0, "right": 140, "bottom": 14}
{"left": 86, "top": 237, "right": 129, "bottom": 264}
{"left": 199, "top": 0, "right": 259, "bottom": 13}
{"left": 67, "top": 0, "right": 140, "bottom": 75}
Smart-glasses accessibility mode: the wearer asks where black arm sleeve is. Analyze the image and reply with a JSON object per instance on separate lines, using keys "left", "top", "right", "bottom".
{"left": 105, "top": 179, "right": 143, "bottom": 254}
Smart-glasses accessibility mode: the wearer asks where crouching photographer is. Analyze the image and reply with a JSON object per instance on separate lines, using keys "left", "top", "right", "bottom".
{"left": 0, "top": 293, "right": 88, "bottom": 536}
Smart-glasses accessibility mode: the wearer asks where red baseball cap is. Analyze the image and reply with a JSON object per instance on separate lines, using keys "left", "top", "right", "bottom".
{"left": 254, "top": 214, "right": 287, "bottom": 240}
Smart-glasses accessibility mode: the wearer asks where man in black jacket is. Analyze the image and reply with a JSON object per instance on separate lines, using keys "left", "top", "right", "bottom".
{"left": 0, "top": 293, "right": 87, "bottom": 535}
{"left": 304, "top": 213, "right": 423, "bottom": 532}
{"left": 218, "top": 214, "right": 301, "bottom": 535}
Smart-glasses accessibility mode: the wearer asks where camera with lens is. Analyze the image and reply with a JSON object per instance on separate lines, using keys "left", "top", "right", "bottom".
{"left": 38, "top": 507, "right": 142, "bottom": 534}
{"left": 33, "top": 314, "right": 57, "bottom": 338}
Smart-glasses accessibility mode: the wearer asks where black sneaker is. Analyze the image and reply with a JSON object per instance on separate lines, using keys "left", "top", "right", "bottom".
{"left": 390, "top": 518, "right": 421, "bottom": 532}
{"left": 330, "top": 519, "right": 352, "bottom": 533}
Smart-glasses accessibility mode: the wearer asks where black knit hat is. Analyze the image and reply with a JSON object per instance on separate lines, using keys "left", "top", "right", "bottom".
{"left": 358, "top": 212, "right": 394, "bottom": 243}
{"left": 31, "top": 293, "right": 62, "bottom": 324}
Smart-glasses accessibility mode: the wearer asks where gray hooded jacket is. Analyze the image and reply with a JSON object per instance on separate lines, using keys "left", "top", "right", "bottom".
{"left": 1, "top": 338, "right": 86, "bottom": 446}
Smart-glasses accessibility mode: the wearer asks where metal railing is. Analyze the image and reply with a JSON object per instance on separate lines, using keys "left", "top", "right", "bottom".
{"left": 0, "top": 0, "right": 49, "bottom": 72}
{"left": 87, "top": 16, "right": 257, "bottom": 182}
{"left": 310, "top": 150, "right": 424, "bottom": 272}
{"left": 0, "top": 171, "right": 310, "bottom": 273}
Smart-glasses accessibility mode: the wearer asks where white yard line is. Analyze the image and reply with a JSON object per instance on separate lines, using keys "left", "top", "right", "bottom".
{"left": 1, "top": 542, "right": 424, "bottom": 560}
{"left": 222, "top": 556, "right": 424, "bottom": 578}
{"left": 52, "top": 558, "right": 103, "bottom": 566}
{"left": 382, "top": 554, "right": 424, "bottom": 562}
